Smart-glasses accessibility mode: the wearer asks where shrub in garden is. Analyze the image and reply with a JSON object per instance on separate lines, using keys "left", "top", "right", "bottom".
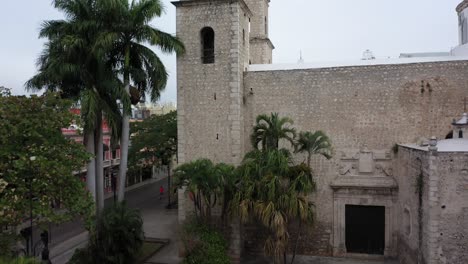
{"left": 70, "top": 202, "right": 144, "bottom": 264}
{"left": 181, "top": 220, "right": 230, "bottom": 264}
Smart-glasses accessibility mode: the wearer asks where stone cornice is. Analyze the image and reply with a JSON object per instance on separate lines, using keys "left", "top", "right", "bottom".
{"left": 250, "top": 37, "right": 275, "bottom": 49}
{"left": 172, "top": 0, "right": 253, "bottom": 17}
{"left": 456, "top": 0, "right": 468, "bottom": 13}
{"left": 330, "top": 176, "right": 398, "bottom": 190}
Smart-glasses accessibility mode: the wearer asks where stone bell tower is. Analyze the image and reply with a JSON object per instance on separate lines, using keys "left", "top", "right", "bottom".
{"left": 173, "top": 0, "right": 252, "bottom": 168}
{"left": 244, "top": 0, "right": 274, "bottom": 64}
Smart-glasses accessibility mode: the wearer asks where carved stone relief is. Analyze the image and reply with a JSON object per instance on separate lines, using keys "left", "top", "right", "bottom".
{"left": 337, "top": 147, "right": 392, "bottom": 177}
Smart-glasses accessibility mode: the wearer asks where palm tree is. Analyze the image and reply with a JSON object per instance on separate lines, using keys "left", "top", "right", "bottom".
{"left": 26, "top": 0, "right": 125, "bottom": 211}
{"left": 99, "top": 0, "right": 185, "bottom": 202}
{"left": 295, "top": 131, "right": 333, "bottom": 168}
{"left": 232, "top": 149, "right": 315, "bottom": 264}
{"left": 213, "top": 163, "right": 238, "bottom": 221}
{"left": 173, "top": 159, "right": 221, "bottom": 219}
{"left": 251, "top": 113, "right": 296, "bottom": 151}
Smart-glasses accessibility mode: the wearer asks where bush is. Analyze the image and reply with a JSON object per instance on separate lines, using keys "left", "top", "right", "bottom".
{"left": 69, "top": 202, "right": 144, "bottom": 264}
{"left": 0, "top": 257, "right": 38, "bottom": 264}
{"left": 182, "top": 221, "right": 230, "bottom": 264}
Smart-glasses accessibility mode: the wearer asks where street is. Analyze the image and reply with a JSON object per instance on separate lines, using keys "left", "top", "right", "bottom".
{"left": 26, "top": 177, "right": 172, "bottom": 260}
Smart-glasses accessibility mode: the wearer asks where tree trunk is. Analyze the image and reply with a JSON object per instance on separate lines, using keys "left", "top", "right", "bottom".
{"left": 290, "top": 219, "right": 302, "bottom": 264}
{"left": 85, "top": 130, "right": 96, "bottom": 201}
{"left": 307, "top": 154, "right": 311, "bottom": 169}
{"left": 167, "top": 164, "right": 171, "bottom": 207}
{"left": 117, "top": 83, "right": 130, "bottom": 201}
{"left": 95, "top": 114, "right": 104, "bottom": 211}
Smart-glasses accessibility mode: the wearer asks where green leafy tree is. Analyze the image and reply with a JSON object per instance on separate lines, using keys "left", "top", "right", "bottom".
{"left": 96, "top": 0, "right": 185, "bottom": 202}
{"left": 295, "top": 131, "right": 333, "bottom": 168}
{"left": 251, "top": 113, "right": 296, "bottom": 151}
{"left": 0, "top": 93, "right": 94, "bottom": 255}
{"left": 129, "top": 111, "right": 177, "bottom": 204}
{"left": 129, "top": 111, "right": 177, "bottom": 166}
{"left": 70, "top": 202, "right": 144, "bottom": 264}
{"left": 232, "top": 149, "right": 316, "bottom": 264}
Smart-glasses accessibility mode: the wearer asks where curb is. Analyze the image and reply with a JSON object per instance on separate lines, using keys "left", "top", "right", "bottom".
{"left": 49, "top": 231, "right": 88, "bottom": 263}
{"left": 139, "top": 237, "right": 171, "bottom": 264}
{"left": 104, "top": 177, "right": 167, "bottom": 200}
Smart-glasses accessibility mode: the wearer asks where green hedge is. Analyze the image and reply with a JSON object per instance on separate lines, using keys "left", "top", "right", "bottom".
{"left": 182, "top": 221, "right": 230, "bottom": 264}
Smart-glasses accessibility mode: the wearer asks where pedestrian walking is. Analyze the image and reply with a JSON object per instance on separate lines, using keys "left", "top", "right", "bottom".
{"left": 159, "top": 185, "right": 164, "bottom": 200}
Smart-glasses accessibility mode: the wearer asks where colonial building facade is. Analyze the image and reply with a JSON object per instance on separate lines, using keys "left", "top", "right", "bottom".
{"left": 174, "top": 0, "right": 468, "bottom": 263}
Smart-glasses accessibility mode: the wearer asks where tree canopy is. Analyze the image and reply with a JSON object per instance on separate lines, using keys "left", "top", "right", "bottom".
{"left": 129, "top": 111, "right": 177, "bottom": 168}
{"left": 251, "top": 113, "right": 296, "bottom": 151}
{"left": 0, "top": 92, "right": 94, "bottom": 232}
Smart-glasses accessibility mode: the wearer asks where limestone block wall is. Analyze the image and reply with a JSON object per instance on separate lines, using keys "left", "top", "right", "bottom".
{"left": 175, "top": 0, "right": 250, "bottom": 166}
{"left": 244, "top": 0, "right": 273, "bottom": 64}
{"left": 243, "top": 60, "right": 468, "bottom": 255}
{"left": 395, "top": 147, "right": 430, "bottom": 264}
{"left": 174, "top": 0, "right": 251, "bottom": 223}
{"left": 396, "top": 148, "right": 468, "bottom": 264}
{"left": 244, "top": 0, "right": 269, "bottom": 38}
{"left": 432, "top": 153, "right": 468, "bottom": 264}
{"left": 250, "top": 38, "right": 273, "bottom": 64}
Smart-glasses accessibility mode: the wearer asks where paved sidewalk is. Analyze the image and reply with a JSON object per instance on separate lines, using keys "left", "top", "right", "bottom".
{"left": 50, "top": 232, "right": 88, "bottom": 264}
{"left": 139, "top": 196, "right": 180, "bottom": 264}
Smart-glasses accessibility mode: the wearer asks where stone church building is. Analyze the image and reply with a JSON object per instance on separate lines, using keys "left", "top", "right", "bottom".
{"left": 173, "top": 0, "right": 468, "bottom": 263}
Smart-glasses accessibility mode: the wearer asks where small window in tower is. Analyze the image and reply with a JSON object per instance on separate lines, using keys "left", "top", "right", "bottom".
{"left": 201, "top": 27, "right": 215, "bottom": 64}
{"left": 459, "top": 130, "right": 463, "bottom": 138}
{"left": 243, "top": 29, "right": 245, "bottom": 45}
{"left": 265, "top": 16, "right": 268, "bottom": 35}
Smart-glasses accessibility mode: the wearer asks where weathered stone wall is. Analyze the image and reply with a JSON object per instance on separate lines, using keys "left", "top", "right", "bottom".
{"left": 174, "top": 0, "right": 251, "bottom": 225}
{"left": 391, "top": 147, "right": 468, "bottom": 264}
{"left": 395, "top": 147, "right": 430, "bottom": 264}
{"left": 243, "top": 60, "right": 468, "bottom": 258}
{"left": 432, "top": 153, "right": 468, "bottom": 264}
{"left": 244, "top": 0, "right": 273, "bottom": 64}
{"left": 249, "top": 38, "right": 273, "bottom": 64}
{"left": 245, "top": 61, "right": 468, "bottom": 149}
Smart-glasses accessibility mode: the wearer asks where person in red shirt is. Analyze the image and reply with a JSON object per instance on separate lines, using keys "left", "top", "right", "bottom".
{"left": 159, "top": 185, "right": 164, "bottom": 200}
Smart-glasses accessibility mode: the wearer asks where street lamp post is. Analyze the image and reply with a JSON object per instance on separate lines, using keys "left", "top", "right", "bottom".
{"left": 112, "top": 171, "right": 117, "bottom": 203}
{"left": 29, "top": 176, "right": 33, "bottom": 257}
{"left": 28, "top": 156, "right": 36, "bottom": 257}
{"left": 167, "top": 164, "right": 171, "bottom": 208}
{"left": 40, "top": 230, "right": 51, "bottom": 263}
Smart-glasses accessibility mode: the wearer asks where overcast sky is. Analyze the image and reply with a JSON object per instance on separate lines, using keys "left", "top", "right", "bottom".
{"left": 0, "top": 0, "right": 462, "bottom": 103}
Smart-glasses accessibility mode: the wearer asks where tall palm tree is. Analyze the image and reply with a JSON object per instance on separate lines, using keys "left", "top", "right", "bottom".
{"left": 26, "top": 0, "right": 125, "bottom": 211}
{"left": 100, "top": 0, "right": 185, "bottom": 201}
{"left": 251, "top": 113, "right": 296, "bottom": 151}
{"left": 295, "top": 131, "right": 333, "bottom": 168}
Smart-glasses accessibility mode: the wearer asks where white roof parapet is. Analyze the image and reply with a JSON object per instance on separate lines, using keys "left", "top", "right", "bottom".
{"left": 453, "top": 113, "right": 468, "bottom": 125}
{"left": 248, "top": 56, "right": 468, "bottom": 72}
{"left": 400, "top": 139, "right": 468, "bottom": 153}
